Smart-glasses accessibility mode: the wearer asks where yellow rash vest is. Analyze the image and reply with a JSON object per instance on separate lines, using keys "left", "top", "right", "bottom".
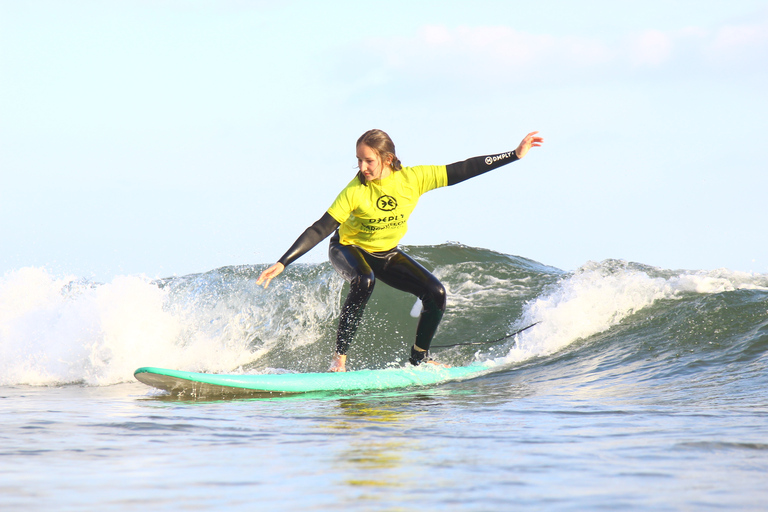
{"left": 326, "top": 165, "right": 448, "bottom": 252}
{"left": 275, "top": 150, "right": 519, "bottom": 267}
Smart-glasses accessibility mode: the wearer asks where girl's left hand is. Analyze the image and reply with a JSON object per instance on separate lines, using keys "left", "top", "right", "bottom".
{"left": 515, "top": 131, "right": 544, "bottom": 159}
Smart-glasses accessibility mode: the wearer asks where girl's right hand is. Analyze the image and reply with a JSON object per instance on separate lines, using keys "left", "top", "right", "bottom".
{"left": 256, "top": 262, "right": 285, "bottom": 288}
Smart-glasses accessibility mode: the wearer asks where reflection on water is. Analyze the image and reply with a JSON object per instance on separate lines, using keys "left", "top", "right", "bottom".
{"left": 324, "top": 398, "right": 420, "bottom": 495}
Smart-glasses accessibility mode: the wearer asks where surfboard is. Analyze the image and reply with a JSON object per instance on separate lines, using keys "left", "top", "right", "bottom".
{"left": 134, "top": 363, "right": 492, "bottom": 398}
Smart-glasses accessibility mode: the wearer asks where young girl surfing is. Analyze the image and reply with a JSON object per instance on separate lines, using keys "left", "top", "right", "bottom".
{"left": 257, "top": 130, "right": 543, "bottom": 372}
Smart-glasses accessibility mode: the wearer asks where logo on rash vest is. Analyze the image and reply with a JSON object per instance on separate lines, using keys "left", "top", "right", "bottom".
{"left": 485, "top": 152, "right": 514, "bottom": 166}
{"left": 376, "top": 195, "right": 398, "bottom": 211}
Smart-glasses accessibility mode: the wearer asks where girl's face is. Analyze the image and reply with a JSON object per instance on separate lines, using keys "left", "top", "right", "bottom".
{"left": 357, "top": 144, "right": 392, "bottom": 181}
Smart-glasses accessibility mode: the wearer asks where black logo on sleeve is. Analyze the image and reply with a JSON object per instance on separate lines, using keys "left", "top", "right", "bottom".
{"left": 376, "top": 195, "right": 398, "bottom": 211}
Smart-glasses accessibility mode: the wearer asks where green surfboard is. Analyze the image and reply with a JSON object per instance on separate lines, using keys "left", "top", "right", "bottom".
{"left": 134, "top": 363, "right": 492, "bottom": 398}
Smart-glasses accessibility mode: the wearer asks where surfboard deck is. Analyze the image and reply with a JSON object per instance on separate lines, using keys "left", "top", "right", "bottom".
{"left": 134, "top": 363, "right": 492, "bottom": 398}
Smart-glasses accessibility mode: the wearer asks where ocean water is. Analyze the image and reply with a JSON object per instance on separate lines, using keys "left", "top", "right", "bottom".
{"left": 2, "top": 244, "right": 767, "bottom": 511}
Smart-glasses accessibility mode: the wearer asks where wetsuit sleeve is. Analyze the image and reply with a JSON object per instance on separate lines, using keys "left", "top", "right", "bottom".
{"left": 445, "top": 151, "right": 520, "bottom": 186}
{"left": 277, "top": 212, "right": 340, "bottom": 267}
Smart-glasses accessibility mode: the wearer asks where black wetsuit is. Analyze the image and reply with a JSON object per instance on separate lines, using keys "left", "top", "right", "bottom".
{"left": 276, "top": 151, "right": 520, "bottom": 364}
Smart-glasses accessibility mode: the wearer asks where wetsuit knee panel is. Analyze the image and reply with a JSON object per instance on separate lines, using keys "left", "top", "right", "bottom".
{"left": 422, "top": 280, "right": 447, "bottom": 312}
{"left": 350, "top": 272, "right": 375, "bottom": 294}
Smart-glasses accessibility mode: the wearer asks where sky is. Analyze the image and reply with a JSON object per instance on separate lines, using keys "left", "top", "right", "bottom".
{"left": 2, "top": 0, "right": 767, "bottom": 281}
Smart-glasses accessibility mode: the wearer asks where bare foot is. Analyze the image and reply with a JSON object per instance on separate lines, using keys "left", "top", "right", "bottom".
{"left": 424, "top": 359, "right": 450, "bottom": 368}
{"left": 329, "top": 354, "right": 347, "bottom": 372}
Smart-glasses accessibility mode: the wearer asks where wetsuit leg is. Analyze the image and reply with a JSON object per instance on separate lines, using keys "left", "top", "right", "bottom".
{"left": 374, "top": 250, "right": 447, "bottom": 353}
{"left": 329, "top": 239, "right": 375, "bottom": 356}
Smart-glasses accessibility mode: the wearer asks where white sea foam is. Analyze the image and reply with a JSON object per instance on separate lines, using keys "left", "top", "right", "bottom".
{"left": 498, "top": 261, "right": 768, "bottom": 365}
{"left": 0, "top": 269, "right": 251, "bottom": 385}
{"left": 2, "top": 260, "right": 763, "bottom": 386}
{"left": 0, "top": 265, "right": 344, "bottom": 386}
